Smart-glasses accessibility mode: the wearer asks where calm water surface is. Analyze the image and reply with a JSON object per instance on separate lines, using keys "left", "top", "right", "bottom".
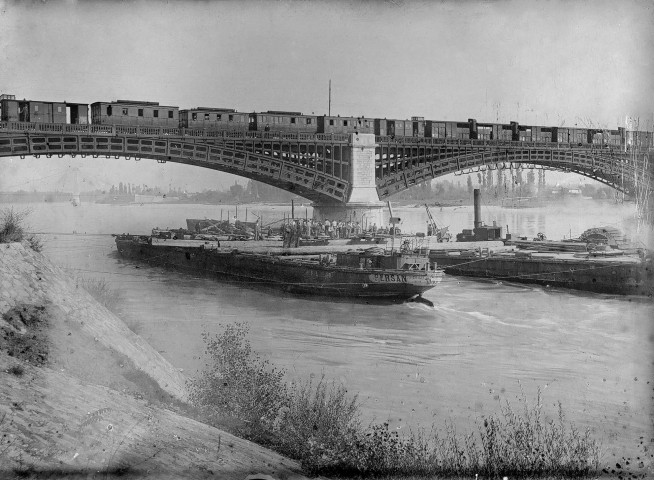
{"left": 13, "top": 199, "right": 654, "bottom": 462}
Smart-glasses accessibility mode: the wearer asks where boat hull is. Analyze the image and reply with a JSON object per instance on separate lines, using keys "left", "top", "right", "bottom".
{"left": 116, "top": 239, "right": 441, "bottom": 299}
{"left": 430, "top": 252, "right": 653, "bottom": 296}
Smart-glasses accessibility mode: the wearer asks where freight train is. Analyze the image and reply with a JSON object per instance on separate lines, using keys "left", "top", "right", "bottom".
{"left": 1, "top": 93, "right": 652, "bottom": 149}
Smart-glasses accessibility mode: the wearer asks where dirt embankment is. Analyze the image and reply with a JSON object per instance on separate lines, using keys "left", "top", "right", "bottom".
{"left": 0, "top": 242, "right": 309, "bottom": 479}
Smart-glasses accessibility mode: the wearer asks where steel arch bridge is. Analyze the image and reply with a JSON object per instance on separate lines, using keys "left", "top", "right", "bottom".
{"left": 374, "top": 136, "right": 653, "bottom": 200}
{"left": 0, "top": 122, "right": 652, "bottom": 206}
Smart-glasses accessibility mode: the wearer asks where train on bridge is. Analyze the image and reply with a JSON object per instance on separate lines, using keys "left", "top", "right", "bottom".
{"left": 1, "top": 93, "right": 652, "bottom": 149}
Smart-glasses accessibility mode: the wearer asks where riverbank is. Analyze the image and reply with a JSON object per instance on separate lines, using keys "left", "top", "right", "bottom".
{"left": 0, "top": 242, "right": 309, "bottom": 479}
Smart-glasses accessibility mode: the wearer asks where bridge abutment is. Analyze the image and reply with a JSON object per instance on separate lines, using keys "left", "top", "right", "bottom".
{"left": 312, "top": 134, "right": 386, "bottom": 227}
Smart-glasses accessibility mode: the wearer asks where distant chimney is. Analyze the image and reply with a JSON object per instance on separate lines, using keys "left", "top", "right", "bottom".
{"left": 473, "top": 189, "right": 482, "bottom": 229}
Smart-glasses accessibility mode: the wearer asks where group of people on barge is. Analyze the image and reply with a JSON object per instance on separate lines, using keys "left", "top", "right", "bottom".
{"left": 277, "top": 218, "right": 401, "bottom": 247}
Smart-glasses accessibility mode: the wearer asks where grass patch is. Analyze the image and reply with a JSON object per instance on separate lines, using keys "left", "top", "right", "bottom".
{"left": 0, "top": 207, "right": 43, "bottom": 252}
{"left": 188, "top": 322, "right": 601, "bottom": 478}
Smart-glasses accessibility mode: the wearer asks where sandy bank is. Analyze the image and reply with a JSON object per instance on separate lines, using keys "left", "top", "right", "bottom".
{"left": 0, "top": 242, "right": 310, "bottom": 479}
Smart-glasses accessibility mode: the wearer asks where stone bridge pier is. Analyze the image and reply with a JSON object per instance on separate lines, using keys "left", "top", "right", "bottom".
{"left": 312, "top": 134, "right": 386, "bottom": 229}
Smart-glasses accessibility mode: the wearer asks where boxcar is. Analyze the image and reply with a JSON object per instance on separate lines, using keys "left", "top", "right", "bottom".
{"left": 627, "top": 130, "right": 654, "bottom": 149}
{"left": 376, "top": 117, "right": 429, "bottom": 137}
{"left": 1, "top": 95, "right": 88, "bottom": 124}
{"left": 488, "top": 123, "right": 514, "bottom": 141}
{"left": 410, "top": 117, "right": 425, "bottom": 137}
{"left": 91, "top": 100, "right": 178, "bottom": 127}
{"left": 531, "top": 126, "right": 553, "bottom": 143}
{"left": 425, "top": 120, "right": 446, "bottom": 139}
{"left": 445, "top": 121, "right": 473, "bottom": 140}
{"left": 552, "top": 127, "right": 588, "bottom": 144}
{"left": 179, "top": 107, "right": 248, "bottom": 131}
{"left": 477, "top": 123, "right": 494, "bottom": 140}
{"left": 518, "top": 125, "right": 533, "bottom": 142}
{"left": 602, "top": 129, "right": 622, "bottom": 146}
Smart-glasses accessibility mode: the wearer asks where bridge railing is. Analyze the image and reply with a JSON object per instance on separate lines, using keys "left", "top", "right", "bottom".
{"left": 0, "top": 121, "right": 355, "bottom": 143}
{"left": 0, "top": 121, "right": 651, "bottom": 152}
{"left": 374, "top": 134, "right": 642, "bottom": 153}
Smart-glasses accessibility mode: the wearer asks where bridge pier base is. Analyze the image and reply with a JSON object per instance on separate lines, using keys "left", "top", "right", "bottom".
{"left": 312, "top": 134, "right": 386, "bottom": 228}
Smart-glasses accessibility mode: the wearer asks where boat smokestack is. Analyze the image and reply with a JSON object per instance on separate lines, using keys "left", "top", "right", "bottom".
{"left": 473, "top": 188, "right": 482, "bottom": 228}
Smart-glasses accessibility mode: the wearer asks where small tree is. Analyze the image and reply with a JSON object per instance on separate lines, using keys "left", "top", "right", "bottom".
{"left": 187, "top": 323, "right": 287, "bottom": 438}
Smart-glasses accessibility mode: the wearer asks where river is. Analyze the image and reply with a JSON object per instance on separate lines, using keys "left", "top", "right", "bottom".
{"left": 8, "top": 197, "right": 653, "bottom": 464}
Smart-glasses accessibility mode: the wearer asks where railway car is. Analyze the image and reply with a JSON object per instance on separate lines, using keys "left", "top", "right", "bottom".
{"left": 588, "top": 129, "right": 606, "bottom": 145}
{"left": 627, "top": 129, "right": 654, "bottom": 149}
{"left": 375, "top": 117, "right": 426, "bottom": 137}
{"left": 487, "top": 123, "right": 514, "bottom": 141}
{"left": 1, "top": 94, "right": 88, "bottom": 124}
{"left": 250, "top": 111, "right": 318, "bottom": 134}
{"left": 447, "top": 121, "right": 474, "bottom": 140}
{"left": 518, "top": 125, "right": 533, "bottom": 142}
{"left": 532, "top": 126, "right": 553, "bottom": 142}
{"left": 424, "top": 120, "right": 446, "bottom": 138}
{"left": 476, "top": 123, "right": 493, "bottom": 140}
{"left": 3, "top": 92, "right": 653, "bottom": 151}
{"left": 179, "top": 107, "right": 248, "bottom": 131}
{"left": 602, "top": 129, "right": 622, "bottom": 146}
{"left": 551, "top": 126, "right": 588, "bottom": 144}
{"left": 410, "top": 117, "right": 425, "bottom": 137}
{"left": 91, "top": 100, "right": 178, "bottom": 127}
{"left": 318, "top": 115, "right": 373, "bottom": 135}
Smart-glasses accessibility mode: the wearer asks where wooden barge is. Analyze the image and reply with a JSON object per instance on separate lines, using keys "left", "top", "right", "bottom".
{"left": 114, "top": 235, "right": 442, "bottom": 300}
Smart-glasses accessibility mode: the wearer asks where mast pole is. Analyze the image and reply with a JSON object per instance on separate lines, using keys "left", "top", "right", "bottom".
{"left": 328, "top": 79, "right": 331, "bottom": 117}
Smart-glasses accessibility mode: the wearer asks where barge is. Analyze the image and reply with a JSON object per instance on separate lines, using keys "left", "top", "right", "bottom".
{"left": 114, "top": 235, "right": 442, "bottom": 300}
{"left": 429, "top": 248, "right": 653, "bottom": 296}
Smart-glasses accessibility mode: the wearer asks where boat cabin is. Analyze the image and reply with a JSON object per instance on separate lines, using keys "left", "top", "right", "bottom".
{"left": 335, "top": 251, "right": 434, "bottom": 271}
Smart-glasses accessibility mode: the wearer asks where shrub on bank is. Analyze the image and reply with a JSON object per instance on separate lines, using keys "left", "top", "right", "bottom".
{"left": 189, "top": 323, "right": 601, "bottom": 478}
{"left": 274, "top": 376, "right": 362, "bottom": 472}
{"left": 0, "top": 207, "right": 43, "bottom": 252}
{"left": 187, "top": 323, "right": 287, "bottom": 441}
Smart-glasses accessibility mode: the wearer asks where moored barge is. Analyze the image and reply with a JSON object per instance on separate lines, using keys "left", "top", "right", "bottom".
{"left": 114, "top": 235, "right": 442, "bottom": 300}
{"left": 429, "top": 249, "right": 653, "bottom": 296}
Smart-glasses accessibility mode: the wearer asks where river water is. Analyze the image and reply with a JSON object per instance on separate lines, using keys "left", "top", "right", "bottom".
{"left": 9, "top": 198, "right": 653, "bottom": 463}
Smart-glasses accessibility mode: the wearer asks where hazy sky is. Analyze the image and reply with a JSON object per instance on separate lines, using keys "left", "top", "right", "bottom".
{"left": 1, "top": 0, "right": 652, "bottom": 192}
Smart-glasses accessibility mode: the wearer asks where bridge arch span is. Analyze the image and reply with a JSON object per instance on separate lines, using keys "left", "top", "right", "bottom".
{"left": 375, "top": 144, "right": 651, "bottom": 200}
{"left": 0, "top": 133, "right": 351, "bottom": 204}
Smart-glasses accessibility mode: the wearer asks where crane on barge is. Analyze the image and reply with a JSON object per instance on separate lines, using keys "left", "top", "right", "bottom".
{"left": 425, "top": 204, "right": 451, "bottom": 242}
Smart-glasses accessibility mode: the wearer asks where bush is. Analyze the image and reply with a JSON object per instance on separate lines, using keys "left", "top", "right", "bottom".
{"left": 0, "top": 207, "right": 42, "bottom": 251}
{"left": 274, "top": 376, "right": 362, "bottom": 472}
{"left": 187, "top": 322, "right": 287, "bottom": 441}
{"left": 188, "top": 323, "right": 601, "bottom": 478}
